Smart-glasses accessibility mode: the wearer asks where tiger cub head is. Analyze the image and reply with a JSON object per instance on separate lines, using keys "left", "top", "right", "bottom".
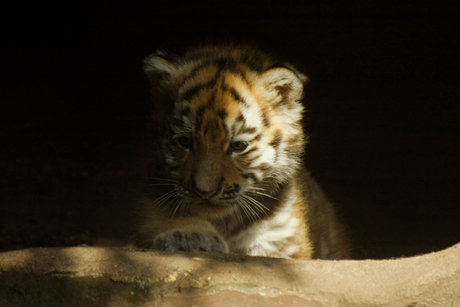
{"left": 144, "top": 45, "right": 308, "bottom": 218}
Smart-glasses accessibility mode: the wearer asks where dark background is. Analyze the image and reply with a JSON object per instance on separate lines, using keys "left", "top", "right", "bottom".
{"left": 1, "top": 2, "right": 459, "bottom": 259}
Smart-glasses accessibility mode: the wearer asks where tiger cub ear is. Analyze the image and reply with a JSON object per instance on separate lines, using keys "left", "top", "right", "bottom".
{"left": 143, "top": 51, "right": 179, "bottom": 127}
{"left": 143, "top": 50, "right": 178, "bottom": 84}
{"left": 256, "top": 67, "right": 308, "bottom": 107}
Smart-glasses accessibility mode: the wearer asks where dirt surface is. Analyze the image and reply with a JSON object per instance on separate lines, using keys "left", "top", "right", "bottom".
{"left": 1, "top": 244, "right": 460, "bottom": 306}
{"left": 1, "top": 3, "right": 460, "bottom": 260}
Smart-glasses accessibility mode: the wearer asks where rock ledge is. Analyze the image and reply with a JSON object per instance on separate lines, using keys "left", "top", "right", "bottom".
{"left": 1, "top": 244, "right": 459, "bottom": 306}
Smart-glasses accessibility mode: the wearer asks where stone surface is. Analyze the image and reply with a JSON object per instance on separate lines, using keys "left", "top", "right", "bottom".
{"left": 1, "top": 243, "right": 459, "bottom": 306}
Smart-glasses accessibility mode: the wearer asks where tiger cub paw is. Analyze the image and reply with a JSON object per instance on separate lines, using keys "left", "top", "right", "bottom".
{"left": 153, "top": 231, "right": 229, "bottom": 253}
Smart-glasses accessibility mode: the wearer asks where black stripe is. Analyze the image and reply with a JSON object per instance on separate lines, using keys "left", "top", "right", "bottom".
{"left": 195, "top": 91, "right": 216, "bottom": 129}
{"left": 180, "top": 85, "right": 204, "bottom": 102}
{"left": 269, "top": 130, "right": 283, "bottom": 150}
{"left": 179, "top": 60, "right": 213, "bottom": 85}
{"left": 252, "top": 134, "right": 262, "bottom": 142}
{"left": 228, "top": 87, "right": 247, "bottom": 106}
{"left": 261, "top": 110, "right": 270, "bottom": 127}
{"left": 180, "top": 78, "right": 217, "bottom": 101}
{"left": 240, "top": 147, "right": 258, "bottom": 157}
{"left": 219, "top": 77, "right": 249, "bottom": 107}
{"left": 240, "top": 126, "right": 257, "bottom": 134}
{"left": 214, "top": 58, "right": 238, "bottom": 69}
{"left": 246, "top": 154, "right": 261, "bottom": 163}
{"left": 273, "top": 84, "right": 293, "bottom": 108}
{"left": 231, "top": 112, "right": 245, "bottom": 136}
{"left": 270, "top": 130, "right": 283, "bottom": 162}
{"left": 225, "top": 66, "right": 250, "bottom": 85}
{"left": 216, "top": 108, "right": 228, "bottom": 119}
{"left": 204, "top": 58, "right": 249, "bottom": 84}
{"left": 236, "top": 112, "right": 245, "bottom": 122}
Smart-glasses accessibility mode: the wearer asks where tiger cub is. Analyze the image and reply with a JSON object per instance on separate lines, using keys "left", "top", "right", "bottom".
{"left": 136, "top": 44, "right": 350, "bottom": 259}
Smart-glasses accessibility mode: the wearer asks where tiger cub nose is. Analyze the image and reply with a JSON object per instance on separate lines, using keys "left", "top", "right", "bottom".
{"left": 194, "top": 188, "right": 218, "bottom": 199}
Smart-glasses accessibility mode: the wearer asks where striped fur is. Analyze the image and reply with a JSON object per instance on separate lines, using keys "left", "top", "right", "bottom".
{"left": 137, "top": 44, "right": 350, "bottom": 259}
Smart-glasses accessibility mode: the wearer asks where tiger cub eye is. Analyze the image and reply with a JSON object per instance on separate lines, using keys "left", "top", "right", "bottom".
{"left": 178, "top": 136, "right": 193, "bottom": 148}
{"left": 230, "top": 141, "right": 248, "bottom": 153}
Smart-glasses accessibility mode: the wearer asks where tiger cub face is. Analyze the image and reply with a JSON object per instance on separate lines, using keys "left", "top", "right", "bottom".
{"left": 144, "top": 45, "right": 308, "bottom": 220}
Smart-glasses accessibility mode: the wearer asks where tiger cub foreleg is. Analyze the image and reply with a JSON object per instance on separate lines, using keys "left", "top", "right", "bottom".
{"left": 137, "top": 204, "right": 229, "bottom": 253}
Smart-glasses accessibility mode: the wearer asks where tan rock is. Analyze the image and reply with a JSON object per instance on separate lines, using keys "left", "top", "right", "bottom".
{"left": 0, "top": 243, "right": 459, "bottom": 306}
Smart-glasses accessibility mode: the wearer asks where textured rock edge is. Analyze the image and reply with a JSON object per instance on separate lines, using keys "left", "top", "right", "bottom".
{"left": 0, "top": 243, "right": 459, "bottom": 307}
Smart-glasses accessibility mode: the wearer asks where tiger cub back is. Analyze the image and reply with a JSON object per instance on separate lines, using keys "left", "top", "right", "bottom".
{"left": 136, "top": 44, "right": 350, "bottom": 259}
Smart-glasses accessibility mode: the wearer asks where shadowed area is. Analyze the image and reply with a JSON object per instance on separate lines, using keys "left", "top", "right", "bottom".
{"left": 1, "top": 3, "right": 459, "bottom": 259}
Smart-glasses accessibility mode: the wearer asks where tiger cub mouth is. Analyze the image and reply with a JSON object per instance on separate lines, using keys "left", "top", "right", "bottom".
{"left": 179, "top": 183, "right": 242, "bottom": 203}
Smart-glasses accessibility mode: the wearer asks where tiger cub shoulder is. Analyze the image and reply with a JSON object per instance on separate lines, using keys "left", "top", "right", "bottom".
{"left": 136, "top": 44, "right": 350, "bottom": 259}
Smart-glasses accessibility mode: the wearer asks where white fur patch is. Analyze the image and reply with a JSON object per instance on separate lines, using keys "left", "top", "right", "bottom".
{"left": 228, "top": 184, "right": 301, "bottom": 258}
